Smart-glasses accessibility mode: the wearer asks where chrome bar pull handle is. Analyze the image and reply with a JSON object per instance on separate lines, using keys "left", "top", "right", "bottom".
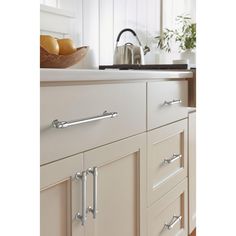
{"left": 88, "top": 167, "right": 98, "bottom": 219}
{"left": 75, "top": 171, "right": 87, "bottom": 226}
{"left": 164, "top": 215, "right": 182, "bottom": 230}
{"left": 52, "top": 111, "right": 118, "bottom": 129}
{"left": 164, "top": 154, "right": 182, "bottom": 164}
{"left": 164, "top": 99, "right": 182, "bottom": 106}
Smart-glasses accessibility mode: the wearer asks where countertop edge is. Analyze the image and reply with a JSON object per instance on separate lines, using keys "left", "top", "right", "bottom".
{"left": 40, "top": 69, "right": 193, "bottom": 84}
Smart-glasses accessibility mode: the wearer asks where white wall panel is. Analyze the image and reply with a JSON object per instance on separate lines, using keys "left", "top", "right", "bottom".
{"left": 82, "top": 0, "right": 100, "bottom": 68}
{"left": 40, "top": 12, "right": 72, "bottom": 36}
{"left": 136, "top": 0, "right": 147, "bottom": 45}
{"left": 145, "top": 0, "right": 161, "bottom": 64}
{"left": 40, "top": 0, "right": 195, "bottom": 68}
{"left": 99, "top": 0, "right": 114, "bottom": 65}
{"left": 45, "top": 0, "right": 57, "bottom": 8}
{"left": 113, "top": 0, "right": 127, "bottom": 46}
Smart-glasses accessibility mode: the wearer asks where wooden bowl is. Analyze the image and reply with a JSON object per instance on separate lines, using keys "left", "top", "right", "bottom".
{"left": 40, "top": 46, "right": 89, "bottom": 68}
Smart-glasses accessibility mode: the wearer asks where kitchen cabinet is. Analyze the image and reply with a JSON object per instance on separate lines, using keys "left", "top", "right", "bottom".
{"left": 188, "top": 111, "right": 196, "bottom": 234}
{"left": 40, "top": 70, "right": 195, "bottom": 236}
{"left": 147, "top": 119, "right": 188, "bottom": 206}
{"left": 40, "top": 134, "right": 147, "bottom": 236}
{"left": 148, "top": 178, "right": 188, "bottom": 236}
{"left": 40, "top": 83, "right": 146, "bottom": 165}
{"left": 84, "top": 133, "right": 147, "bottom": 236}
{"left": 40, "top": 153, "right": 84, "bottom": 236}
{"left": 147, "top": 81, "right": 188, "bottom": 130}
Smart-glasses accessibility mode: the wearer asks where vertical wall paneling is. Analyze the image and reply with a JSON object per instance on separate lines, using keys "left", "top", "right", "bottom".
{"left": 82, "top": 0, "right": 100, "bottom": 68}
{"left": 40, "top": 0, "right": 196, "bottom": 68}
{"left": 136, "top": 0, "right": 147, "bottom": 46}
{"left": 113, "top": 0, "right": 127, "bottom": 46}
{"left": 126, "top": 0, "right": 137, "bottom": 45}
{"left": 99, "top": 0, "right": 114, "bottom": 65}
{"left": 145, "top": 0, "right": 161, "bottom": 64}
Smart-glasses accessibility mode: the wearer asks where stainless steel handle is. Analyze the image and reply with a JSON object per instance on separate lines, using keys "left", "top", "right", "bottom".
{"left": 52, "top": 111, "right": 118, "bottom": 129}
{"left": 164, "top": 215, "right": 182, "bottom": 230}
{"left": 164, "top": 99, "right": 182, "bottom": 105}
{"left": 88, "top": 167, "right": 98, "bottom": 219}
{"left": 164, "top": 154, "right": 182, "bottom": 164}
{"left": 75, "top": 171, "right": 87, "bottom": 226}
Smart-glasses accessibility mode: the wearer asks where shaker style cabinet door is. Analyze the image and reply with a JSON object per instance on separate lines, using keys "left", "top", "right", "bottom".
{"left": 83, "top": 133, "right": 147, "bottom": 236}
{"left": 40, "top": 153, "right": 84, "bottom": 236}
{"left": 188, "top": 111, "right": 196, "bottom": 234}
{"left": 147, "top": 119, "right": 188, "bottom": 206}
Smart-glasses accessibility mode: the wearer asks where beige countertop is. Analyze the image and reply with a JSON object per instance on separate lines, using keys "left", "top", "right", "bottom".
{"left": 40, "top": 68, "right": 193, "bottom": 84}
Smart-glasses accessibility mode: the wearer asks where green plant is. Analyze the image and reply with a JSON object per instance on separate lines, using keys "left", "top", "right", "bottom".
{"left": 155, "top": 15, "right": 196, "bottom": 52}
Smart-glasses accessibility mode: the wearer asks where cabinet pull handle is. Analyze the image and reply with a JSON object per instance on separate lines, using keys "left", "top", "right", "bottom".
{"left": 164, "top": 154, "right": 182, "bottom": 164}
{"left": 163, "top": 99, "right": 182, "bottom": 106}
{"left": 164, "top": 215, "right": 182, "bottom": 230}
{"left": 75, "top": 171, "right": 87, "bottom": 226}
{"left": 88, "top": 167, "right": 98, "bottom": 219}
{"left": 52, "top": 111, "right": 118, "bottom": 129}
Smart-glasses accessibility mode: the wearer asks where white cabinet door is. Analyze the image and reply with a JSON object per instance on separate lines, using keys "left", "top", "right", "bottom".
{"left": 147, "top": 119, "right": 188, "bottom": 205}
{"left": 40, "top": 153, "right": 84, "bottom": 236}
{"left": 148, "top": 178, "right": 188, "bottom": 236}
{"left": 83, "top": 134, "right": 147, "bottom": 236}
{"left": 188, "top": 111, "right": 196, "bottom": 233}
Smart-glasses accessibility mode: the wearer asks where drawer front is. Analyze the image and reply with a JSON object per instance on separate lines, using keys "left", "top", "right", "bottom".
{"left": 147, "top": 81, "right": 188, "bottom": 130}
{"left": 148, "top": 178, "right": 188, "bottom": 236}
{"left": 41, "top": 83, "right": 146, "bottom": 165}
{"left": 148, "top": 119, "right": 187, "bottom": 205}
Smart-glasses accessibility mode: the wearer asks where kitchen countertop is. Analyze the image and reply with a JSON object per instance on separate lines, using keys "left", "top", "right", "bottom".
{"left": 40, "top": 69, "right": 193, "bottom": 84}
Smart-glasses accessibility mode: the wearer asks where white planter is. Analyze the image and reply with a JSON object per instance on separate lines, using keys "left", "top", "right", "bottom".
{"left": 181, "top": 49, "right": 196, "bottom": 64}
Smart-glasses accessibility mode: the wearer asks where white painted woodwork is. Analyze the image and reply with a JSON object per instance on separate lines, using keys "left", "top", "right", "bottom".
{"left": 148, "top": 178, "right": 188, "bottom": 236}
{"left": 147, "top": 119, "right": 188, "bottom": 205}
{"left": 40, "top": 83, "right": 146, "bottom": 165}
{"left": 84, "top": 133, "right": 147, "bottom": 236}
{"left": 40, "top": 77, "right": 195, "bottom": 236}
{"left": 40, "top": 153, "right": 84, "bottom": 236}
{"left": 40, "top": 0, "right": 195, "bottom": 68}
{"left": 40, "top": 69, "right": 193, "bottom": 83}
{"left": 188, "top": 111, "right": 196, "bottom": 234}
{"left": 147, "top": 81, "right": 188, "bottom": 129}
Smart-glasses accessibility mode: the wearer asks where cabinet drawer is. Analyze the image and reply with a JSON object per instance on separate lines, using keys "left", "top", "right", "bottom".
{"left": 148, "top": 119, "right": 187, "bottom": 205}
{"left": 148, "top": 178, "right": 188, "bottom": 236}
{"left": 40, "top": 83, "right": 146, "bottom": 165}
{"left": 147, "top": 81, "right": 188, "bottom": 130}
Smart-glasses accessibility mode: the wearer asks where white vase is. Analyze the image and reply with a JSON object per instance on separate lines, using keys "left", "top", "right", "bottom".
{"left": 181, "top": 49, "right": 196, "bottom": 65}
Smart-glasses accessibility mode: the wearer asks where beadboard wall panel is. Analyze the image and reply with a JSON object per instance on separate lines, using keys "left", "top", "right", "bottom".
{"left": 99, "top": 0, "right": 114, "bottom": 65}
{"left": 40, "top": 0, "right": 195, "bottom": 68}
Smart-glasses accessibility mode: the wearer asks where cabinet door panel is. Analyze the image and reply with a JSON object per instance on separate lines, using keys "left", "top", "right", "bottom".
{"left": 84, "top": 134, "right": 147, "bottom": 236}
{"left": 41, "top": 181, "right": 71, "bottom": 236}
{"left": 40, "top": 153, "right": 84, "bottom": 236}
{"left": 148, "top": 178, "right": 188, "bottom": 236}
{"left": 147, "top": 81, "right": 188, "bottom": 130}
{"left": 148, "top": 119, "right": 188, "bottom": 205}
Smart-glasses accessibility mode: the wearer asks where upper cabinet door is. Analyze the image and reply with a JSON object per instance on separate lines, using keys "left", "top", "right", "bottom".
{"left": 40, "top": 153, "right": 84, "bottom": 236}
{"left": 83, "top": 133, "right": 147, "bottom": 236}
{"left": 147, "top": 81, "right": 188, "bottom": 130}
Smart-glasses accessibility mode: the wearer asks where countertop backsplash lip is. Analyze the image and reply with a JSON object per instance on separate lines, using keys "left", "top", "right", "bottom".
{"left": 40, "top": 68, "right": 193, "bottom": 83}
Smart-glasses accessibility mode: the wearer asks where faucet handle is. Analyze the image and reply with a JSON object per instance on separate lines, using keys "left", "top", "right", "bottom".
{"left": 143, "top": 45, "right": 151, "bottom": 55}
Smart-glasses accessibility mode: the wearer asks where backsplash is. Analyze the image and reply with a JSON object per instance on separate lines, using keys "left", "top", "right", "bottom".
{"left": 40, "top": 0, "right": 196, "bottom": 68}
